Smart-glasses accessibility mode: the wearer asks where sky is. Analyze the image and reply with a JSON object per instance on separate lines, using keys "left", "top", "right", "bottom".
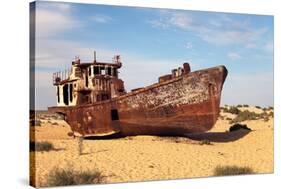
{"left": 32, "top": 1, "right": 274, "bottom": 110}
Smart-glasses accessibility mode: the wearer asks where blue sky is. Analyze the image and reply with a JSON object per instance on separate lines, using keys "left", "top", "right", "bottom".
{"left": 33, "top": 1, "right": 274, "bottom": 110}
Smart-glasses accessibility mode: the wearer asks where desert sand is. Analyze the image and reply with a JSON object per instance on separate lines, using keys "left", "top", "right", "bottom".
{"left": 30, "top": 106, "right": 273, "bottom": 187}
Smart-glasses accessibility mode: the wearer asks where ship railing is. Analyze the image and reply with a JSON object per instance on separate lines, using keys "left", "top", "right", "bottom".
{"left": 52, "top": 69, "right": 71, "bottom": 85}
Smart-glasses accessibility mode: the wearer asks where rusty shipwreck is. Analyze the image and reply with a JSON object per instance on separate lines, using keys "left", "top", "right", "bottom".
{"left": 48, "top": 52, "right": 228, "bottom": 137}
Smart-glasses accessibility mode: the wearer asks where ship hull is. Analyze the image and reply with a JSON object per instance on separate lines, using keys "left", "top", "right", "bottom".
{"left": 49, "top": 65, "right": 227, "bottom": 137}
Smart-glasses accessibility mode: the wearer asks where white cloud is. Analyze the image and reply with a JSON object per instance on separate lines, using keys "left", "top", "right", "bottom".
{"left": 148, "top": 12, "right": 269, "bottom": 47}
{"left": 35, "top": 3, "right": 80, "bottom": 38}
{"left": 264, "top": 41, "right": 273, "bottom": 53}
{"left": 36, "top": 39, "right": 119, "bottom": 70}
{"left": 147, "top": 19, "right": 169, "bottom": 29}
{"left": 196, "top": 26, "right": 268, "bottom": 46}
{"left": 39, "top": 2, "right": 72, "bottom": 12}
{"left": 227, "top": 52, "right": 241, "bottom": 60}
{"left": 185, "top": 42, "right": 193, "bottom": 49}
{"left": 169, "top": 13, "right": 193, "bottom": 30}
{"left": 148, "top": 12, "right": 193, "bottom": 30}
{"left": 245, "top": 43, "right": 257, "bottom": 49}
{"left": 91, "top": 15, "right": 112, "bottom": 23}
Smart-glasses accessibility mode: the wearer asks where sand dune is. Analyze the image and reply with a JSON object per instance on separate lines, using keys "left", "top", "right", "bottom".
{"left": 30, "top": 106, "right": 274, "bottom": 187}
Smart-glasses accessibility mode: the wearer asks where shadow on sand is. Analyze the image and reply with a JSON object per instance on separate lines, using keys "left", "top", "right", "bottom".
{"left": 185, "top": 129, "right": 252, "bottom": 143}
{"left": 79, "top": 129, "right": 251, "bottom": 143}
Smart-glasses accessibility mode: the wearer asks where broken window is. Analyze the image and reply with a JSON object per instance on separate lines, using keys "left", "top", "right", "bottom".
{"left": 88, "top": 67, "right": 91, "bottom": 76}
{"left": 107, "top": 67, "right": 112, "bottom": 76}
{"left": 94, "top": 66, "right": 99, "bottom": 75}
{"left": 57, "top": 86, "right": 60, "bottom": 103}
{"left": 63, "top": 84, "right": 69, "bottom": 105}
{"left": 113, "top": 68, "right": 117, "bottom": 77}
{"left": 69, "top": 83, "right": 73, "bottom": 102}
{"left": 111, "top": 109, "right": 119, "bottom": 120}
{"left": 85, "top": 74, "right": 88, "bottom": 87}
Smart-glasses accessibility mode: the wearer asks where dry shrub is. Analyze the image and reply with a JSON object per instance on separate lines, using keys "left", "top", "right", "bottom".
{"left": 223, "top": 106, "right": 240, "bottom": 115}
{"left": 46, "top": 166, "right": 104, "bottom": 186}
{"left": 214, "top": 165, "right": 254, "bottom": 176}
{"left": 30, "top": 141, "right": 54, "bottom": 152}
{"left": 230, "top": 110, "right": 259, "bottom": 123}
{"left": 199, "top": 139, "right": 212, "bottom": 145}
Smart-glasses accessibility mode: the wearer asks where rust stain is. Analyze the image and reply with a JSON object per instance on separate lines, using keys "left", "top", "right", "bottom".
{"left": 48, "top": 52, "right": 228, "bottom": 137}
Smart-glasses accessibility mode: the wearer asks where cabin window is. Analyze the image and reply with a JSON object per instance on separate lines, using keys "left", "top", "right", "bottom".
{"left": 113, "top": 68, "right": 117, "bottom": 77}
{"left": 118, "top": 89, "right": 124, "bottom": 93}
{"left": 111, "top": 109, "right": 119, "bottom": 120}
{"left": 88, "top": 67, "right": 91, "bottom": 76}
{"left": 63, "top": 84, "right": 69, "bottom": 105}
{"left": 85, "top": 74, "right": 88, "bottom": 87}
{"left": 69, "top": 83, "right": 73, "bottom": 102}
{"left": 94, "top": 66, "right": 99, "bottom": 75}
{"left": 107, "top": 67, "right": 112, "bottom": 76}
{"left": 57, "top": 86, "right": 60, "bottom": 103}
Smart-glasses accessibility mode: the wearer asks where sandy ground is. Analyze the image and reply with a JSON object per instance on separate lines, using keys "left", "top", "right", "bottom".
{"left": 30, "top": 107, "right": 274, "bottom": 187}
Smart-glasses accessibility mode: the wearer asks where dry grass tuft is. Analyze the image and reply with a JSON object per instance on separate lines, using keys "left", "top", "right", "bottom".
{"left": 214, "top": 165, "right": 254, "bottom": 176}
{"left": 199, "top": 139, "right": 212, "bottom": 145}
{"left": 46, "top": 166, "right": 104, "bottom": 186}
{"left": 30, "top": 141, "right": 55, "bottom": 152}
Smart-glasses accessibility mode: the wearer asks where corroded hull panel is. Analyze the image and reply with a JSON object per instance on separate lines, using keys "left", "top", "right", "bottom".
{"left": 49, "top": 65, "right": 227, "bottom": 137}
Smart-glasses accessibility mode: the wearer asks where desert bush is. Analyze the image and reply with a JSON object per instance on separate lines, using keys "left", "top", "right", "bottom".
{"left": 220, "top": 107, "right": 227, "bottom": 113}
{"left": 268, "top": 111, "right": 274, "bottom": 117}
{"left": 224, "top": 106, "right": 240, "bottom": 114}
{"left": 199, "top": 139, "right": 212, "bottom": 145}
{"left": 255, "top": 106, "right": 261, "bottom": 109}
{"left": 46, "top": 167, "right": 104, "bottom": 186}
{"left": 33, "top": 141, "right": 55, "bottom": 152}
{"left": 52, "top": 122, "right": 59, "bottom": 126}
{"left": 259, "top": 111, "right": 268, "bottom": 118}
{"left": 230, "top": 110, "right": 259, "bottom": 123}
{"left": 229, "top": 123, "right": 251, "bottom": 132}
{"left": 237, "top": 104, "right": 243, "bottom": 108}
{"left": 214, "top": 165, "right": 254, "bottom": 176}
{"left": 243, "top": 104, "right": 249, "bottom": 107}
